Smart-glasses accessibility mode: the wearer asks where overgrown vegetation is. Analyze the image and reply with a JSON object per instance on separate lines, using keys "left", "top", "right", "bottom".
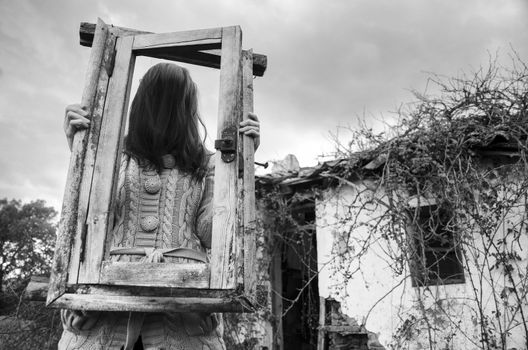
{"left": 238, "top": 55, "right": 528, "bottom": 350}
{"left": 0, "top": 199, "right": 62, "bottom": 349}
{"left": 322, "top": 55, "right": 528, "bottom": 349}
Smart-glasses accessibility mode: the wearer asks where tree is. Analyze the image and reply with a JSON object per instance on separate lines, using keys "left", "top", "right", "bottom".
{"left": 0, "top": 199, "right": 57, "bottom": 292}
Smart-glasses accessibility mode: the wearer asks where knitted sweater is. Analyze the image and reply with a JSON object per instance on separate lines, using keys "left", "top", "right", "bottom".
{"left": 110, "top": 153, "right": 213, "bottom": 261}
{"left": 59, "top": 154, "right": 225, "bottom": 350}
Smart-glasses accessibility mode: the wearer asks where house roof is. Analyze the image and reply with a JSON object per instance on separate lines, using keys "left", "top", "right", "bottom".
{"left": 256, "top": 131, "right": 523, "bottom": 191}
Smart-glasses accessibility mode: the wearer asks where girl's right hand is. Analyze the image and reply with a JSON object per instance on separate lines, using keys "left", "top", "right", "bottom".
{"left": 64, "top": 103, "right": 90, "bottom": 150}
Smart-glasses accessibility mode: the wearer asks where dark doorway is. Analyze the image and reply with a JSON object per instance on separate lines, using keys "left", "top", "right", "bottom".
{"left": 280, "top": 202, "right": 320, "bottom": 350}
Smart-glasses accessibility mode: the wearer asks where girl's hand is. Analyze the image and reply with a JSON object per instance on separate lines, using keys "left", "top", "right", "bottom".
{"left": 239, "top": 112, "right": 260, "bottom": 150}
{"left": 64, "top": 104, "right": 90, "bottom": 150}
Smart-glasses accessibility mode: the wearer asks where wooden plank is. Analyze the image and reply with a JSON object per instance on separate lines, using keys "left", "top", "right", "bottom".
{"left": 47, "top": 19, "right": 109, "bottom": 305}
{"left": 99, "top": 262, "right": 210, "bottom": 288}
{"left": 317, "top": 297, "right": 326, "bottom": 350}
{"left": 210, "top": 26, "right": 242, "bottom": 289}
{"left": 26, "top": 275, "right": 243, "bottom": 301}
{"left": 79, "top": 22, "right": 268, "bottom": 76}
{"left": 78, "top": 36, "right": 136, "bottom": 283}
{"left": 241, "top": 50, "right": 257, "bottom": 297}
{"left": 319, "top": 325, "right": 367, "bottom": 334}
{"left": 132, "top": 28, "right": 222, "bottom": 50}
{"left": 74, "top": 285, "right": 239, "bottom": 298}
{"left": 52, "top": 294, "right": 251, "bottom": 313}
{"left": 68, "top": 30, "right": 117, "bottom": 284}
{"left": 140, "top": 49, "right": 223, "bottom": 71}
{"left": 25, "top": 276, "right": 50, "bottom": 301}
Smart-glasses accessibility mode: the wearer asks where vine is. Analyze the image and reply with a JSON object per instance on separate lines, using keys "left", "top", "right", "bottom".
{"left": 325, "top": 54, "right": 528, "bottom": 349}
{"left": 226, "top": 54, "right": 528, "bottom": 350}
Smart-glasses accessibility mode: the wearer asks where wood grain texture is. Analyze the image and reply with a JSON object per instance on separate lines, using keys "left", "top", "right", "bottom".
{"left": 132, "top": 28, "right": 222, "bottom": 50}
{"left": 241, "top": 50, "right": 257, "bottom": 297}
{"left": 99, "top": 262, "right": 210, "bottom": 288}
{"left": 210, "top": 26, "right": 242, "bottom": 289}
{"left": 28, "top": 275, "right": 243, "bottom": 301}
{"left": 79, "top": 22, "right": 267, "bottom": 76}
{"left": 51, "top": 293, "right": 251, "bottom": 313}
{"left": 317, "top": 297, "right": 326, "bottom": 350}
{"left": 75, "top": 285, "right": 239, "bottom": 298}
{"left": 68, "top": 31, "right": 117, "bottom": 284}
{"left": 47, "top": 19, "right": 109, "bottom": 306}
{"left": 78, "top": 36, "right": 136, "bottom": 283}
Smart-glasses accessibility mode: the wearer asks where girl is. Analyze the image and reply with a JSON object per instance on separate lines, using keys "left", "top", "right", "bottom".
{"left": 60, "top": 63, "right": 260, "bottom": 350}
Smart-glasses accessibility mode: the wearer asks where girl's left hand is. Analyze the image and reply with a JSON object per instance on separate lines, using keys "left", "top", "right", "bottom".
{"left": 239, "top": 112, "right": 260, "bottom": 150}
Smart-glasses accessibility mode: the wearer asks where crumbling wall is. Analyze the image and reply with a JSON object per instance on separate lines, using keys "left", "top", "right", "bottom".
{"left": 322, "top": 299, "right": 385, "bottom": 350}
{"left": 316, "top": 182, "right": 528, "bottom": 349}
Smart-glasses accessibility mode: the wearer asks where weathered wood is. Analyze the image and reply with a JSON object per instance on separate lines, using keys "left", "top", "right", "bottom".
{"left": 52, "top": 294, "right": 251, "bottom": 313}
{"left": 139, "top": 49, "right": 227, "bottom": 73}
{"left": 242, "top": 50, "right": 257, "bottom": 297}
{"left": 52, "top": 22, "right": 264, "bottom": 312}
{"left": 78, "top": 36, "right": 136, "bottom": 283}
{"left": 210, "top": 26, "right": 242, "bottom": 289}
{"left": 25, "top": 276, "right": 49, "bottom": 301}
{"left": 79, "top": 22, "right": 268, "bottom": 76}
{"left": 47, "top": 19, "right": 110, "bottom": 305}
{"left": 27, "top": 275, "right": 243, "bottom": 301}
{"left": 132, "top": 28, "right": 222, "bottom": 51}
{"left": 317, "top": 297, "right": 327, "bottom": 350}
{"left": 75, "top": 285, "right": 239, "bottom": 298}
{"left": 99, "top": 262, "right": 210, "bottom": 288}
{"left": 68, "top": 31, "right": 117, "bottom": 284}
{"left": 320, "top": 325, "right": 367, "bottom": 333}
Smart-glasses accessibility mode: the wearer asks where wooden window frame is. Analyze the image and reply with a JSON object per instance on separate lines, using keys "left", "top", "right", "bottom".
{"left": 407, "top": 200, "right": 465, "bottom": 287}
{"left": 47, "top": 19, "right": 264, "bottom": 312}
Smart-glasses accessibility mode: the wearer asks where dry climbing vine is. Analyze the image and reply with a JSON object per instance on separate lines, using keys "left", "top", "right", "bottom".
{"left": 226, "top": 55, "right": 528, "bottom": 350}
{"left": 325, "top": 55, "right": 528, "bottom": 349}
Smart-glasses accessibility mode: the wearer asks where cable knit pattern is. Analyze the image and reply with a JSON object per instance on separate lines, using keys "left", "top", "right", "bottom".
{"left": 111, "top": 156, "right": 210, "bottom": 254}
{"left": 125, "top": 157, "right": 140, "bottom": 251}
{"left": 195, "top": 159, "right": 215, "bottom": 249}
{"left": 110, "top": 155, "right": 128, "bottom": 252}
{"left": 160, "top": 167, "right": 177, "bottom": 249}
{"left": 59, "top": 154, "right": 223, "bottom": 350}
{"left": 177, "top": 177, "right": 194, "bottom": 248}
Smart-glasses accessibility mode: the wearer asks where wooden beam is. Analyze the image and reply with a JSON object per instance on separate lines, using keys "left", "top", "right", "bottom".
{"left": 99, "top": 262, "right": 210, "bottom": 288}
{"left": 28, "top": 275, "right": 255, "bottom": 312}
{"left": 47, "top": 19, "right": 110, "bottom": 306}
{"left": 25, "top": 276, "right": 50, "bottom": 302}
{"left": 210, "top": 26, "right": 242, "bottom": 289}
{"left": 52, "top": 294, "right": 251, "bottom": 313}
{"left": 79, "top": 22, "right": 268, "bottom": 76}
{"left": 132, "top": 28, "right": 222, "bottom": 50}
{"left": 242, "top": 49, "right": 257, "bottom": 298}
{"left": 78, "top": 35, "right": 136, "bottom": 283}
{"left": 68, "top": 27, "right": 117, "bottom": 284}
{"left": 26, "top": 276, "right": 242, "bottom": 301}
{"left": 134, "top": 49, "right": 224, "bottom": 71}
{"left": 319, "top": 325, "right": 368, "bottom": 334}
{"left": 317, "top": 296, "right": 326, "bottom": 350}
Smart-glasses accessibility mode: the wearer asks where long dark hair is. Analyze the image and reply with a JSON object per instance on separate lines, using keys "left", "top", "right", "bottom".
{"left": 125, "top": 63, "right": 209, "bottom": 179}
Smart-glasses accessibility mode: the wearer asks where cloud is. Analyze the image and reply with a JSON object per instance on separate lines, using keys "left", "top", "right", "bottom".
{"left": 1, "top": 0, "right": 528, "bottom": 209}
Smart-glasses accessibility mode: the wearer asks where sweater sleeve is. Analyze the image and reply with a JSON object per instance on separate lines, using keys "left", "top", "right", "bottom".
{"left": 195, "top": 156, "right": 215, "bottom": 249}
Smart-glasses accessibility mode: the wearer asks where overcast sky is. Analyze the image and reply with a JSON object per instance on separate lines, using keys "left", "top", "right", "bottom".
{"left": 1, "top": 0, "right": 527, "bottom": 209}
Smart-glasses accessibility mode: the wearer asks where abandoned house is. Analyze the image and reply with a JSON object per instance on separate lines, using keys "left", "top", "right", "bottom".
{"left": 225, "top": 123, "right": 528, "bottom": 350}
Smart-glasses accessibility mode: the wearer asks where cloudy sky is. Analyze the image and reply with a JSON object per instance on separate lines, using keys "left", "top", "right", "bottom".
{"left": 1, "top": 0, "right": 527, "bottom": 210}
